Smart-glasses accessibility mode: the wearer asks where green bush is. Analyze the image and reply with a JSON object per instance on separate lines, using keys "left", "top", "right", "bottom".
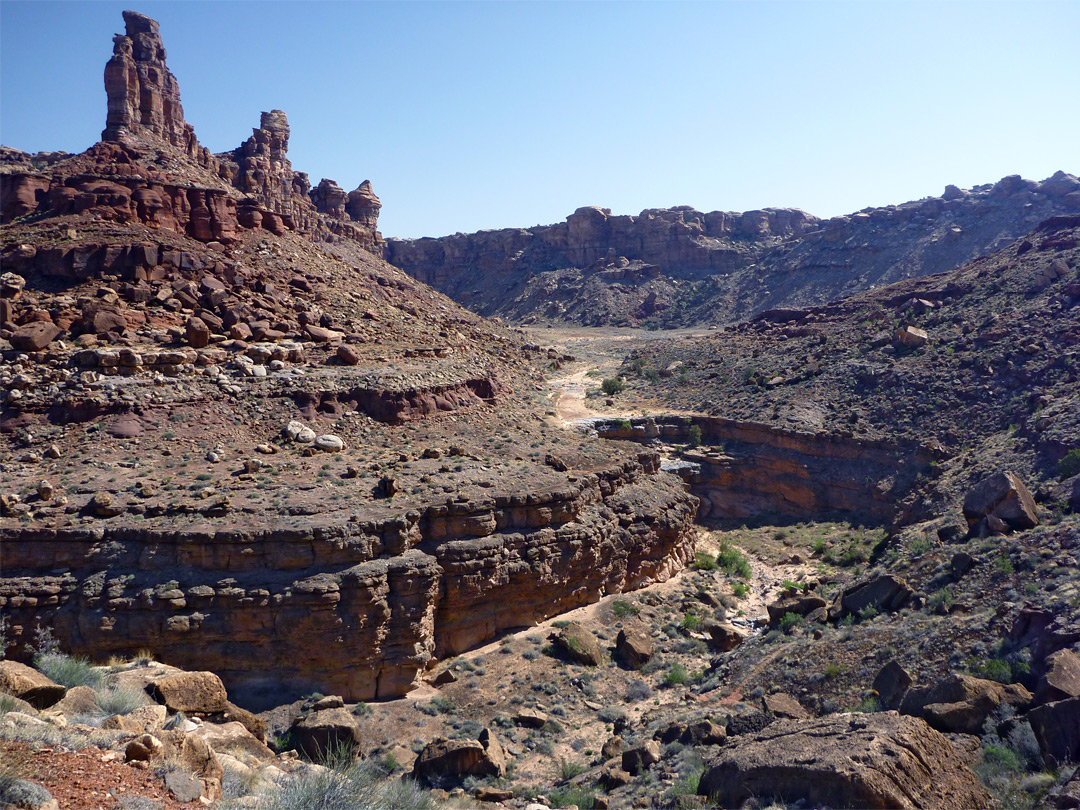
{"left": 692, "top": 551, "right": 718, "bottom": 571}
{"left": 601, "top": 377, "right": 626, "bottom": 395}
{"left": 1059, "top": 448, "right": 1080, "bottom": 480}
{"left": 778, "top": 613, "right": 802, "bottom": 634}
{"left": 611, "top": 599, "right": 639, "bottom": 618}
{"left": 687, "top": 425, "right": 703, "bottom": 448}
{"left": 717, "top": 542, "right": 752, "bottom": 579}
{"left": 731, "top": 582, "right": 748, "bottom": 599}
{"left": 663, "top": 663, "right": 691, "bottom": 687}
{"left": 558, "top": 758, "right": 586, "bottom": 781}
{"left": 681, "top": 613, "right": 700, "bottom": 631}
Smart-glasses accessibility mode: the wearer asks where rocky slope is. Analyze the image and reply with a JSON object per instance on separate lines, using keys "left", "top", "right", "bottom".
{"left": 0, "top": 10, "right": 698, "bottom": 707}
{"left": 384, "top": 173, "right": 1080, "bottom": 327}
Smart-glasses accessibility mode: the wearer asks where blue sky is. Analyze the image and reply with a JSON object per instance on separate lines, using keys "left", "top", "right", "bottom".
{"left": 2, "top": 1, "right": 1077, "bottom": 239}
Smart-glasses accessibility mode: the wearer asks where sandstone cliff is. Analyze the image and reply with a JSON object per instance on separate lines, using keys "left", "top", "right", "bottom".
{"left": 383, "top": 174, "right": 1079, "bottom": 327}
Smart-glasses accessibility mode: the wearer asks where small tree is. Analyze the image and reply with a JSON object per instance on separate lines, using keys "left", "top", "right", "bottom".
{"left": 601, "top": 377, "right": 626, "bottom": 396}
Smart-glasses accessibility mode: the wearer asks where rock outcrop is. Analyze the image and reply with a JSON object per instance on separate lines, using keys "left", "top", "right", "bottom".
{"left": 595, "top": 415, "right": 937, "bottom": 523}
{"left": 697, "top": 712, "right": 992, "bottom": 809}
{"left": 0, "top": 460, "right": 695, "bottom": 705}
{"left": 101, "top": 11, "right": 211, "bottom": 166}
{"left": 2, "top": 13, "right": 380, "bottom": 251}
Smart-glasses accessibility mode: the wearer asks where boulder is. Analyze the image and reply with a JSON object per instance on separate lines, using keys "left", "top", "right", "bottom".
{"left": 622, "top": 740, "right": 661, "bottom": 775}
{"left": 763, "top": 692, "right": 810, "bottom": 719}
{"left": 600, "top": 735, "right": 624, "bottom": 760}
{"left": 1028, "top": 695, "right": 1080, "bottom": 766}
{"left": 10, "top": 322, "right": 62, "bottom": 352}
{"left": 697, "top": 712, "right": 991, "bottom": 809}
{"left": 412, "top": 729, "right": 505, "bottom": 785}
{"left": 513, "top": 708, "right": 548, "bottom": 729}
{"left": 656, "top": 719, "right": 726, "bottom": 746}
{"left": 50, "top": 685, "right": 97, "bottom": 715}
{"left": 766, "top": 594, "right": 826, "bottom": 627}
{"left": 873, "top": 660, "right": 913, "bottom": 710}
{"left": 147, "top": 670, "right": 228, "bottom": 714}
{"left": 125, "top": 733, "right": 165, "bottom": 762}
{"left": 895, "top": 325, "right": 929, "bottom": 347}
{"left": 551, "top": 622, "right": 603, "bottom": 666}
{"left": 314, "top": 434, "right": 344, "bottom": 452}
{"left": 615, "top": 628, "right": 654, "bottom": 669}
{"left": 1035, "top": 649, "right": 1080, "bottom": 706}
{"left": 288, "top": 707, "right": 363, "bottom": 761}
{"left": 185, "top": 316, "right": 210, "bottom": 348}
{"left": 102, "top": 704, "right": 167, "bottom": 734}
{"left": 192, "top": 720, "right": 275, "bottom": 761}
{"left": 962, "top": 471, "right": 1039, "bottom": 532}
{"left": 900, "top": 673, "right": 1032, "bottom": 734}
{"left": 705, "top": 621, "right": 748, "bottom": 652}
{"left": 838, "top": 574, "right": 913, "bottom": 617}
{"left": 0, "top": 661, "right": 66, "bottom": 709}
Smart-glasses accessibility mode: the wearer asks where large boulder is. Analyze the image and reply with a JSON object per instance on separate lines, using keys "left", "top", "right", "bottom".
{"left": 873, "top": 660, "right": 913, "bottom": 710}
{"left": 147, "top": 671, "right": 228, "bottom": 714}
{"left": 698, "top": 712, "right": 992, "bottom": 809}
{"left": 900, "top": 673, "right": 1031, "bottom": 734}
{"left": 705, "top": 621, "right": 748, "bottom": 652}
{"left": 838, "top": 574, "right": 912, "bottom": 617}
{"left": 1035, "top": 649, "right": 1080, "bottom": 706}
{"left": 288, "top": 707, "right": 363, "bottom": 761}
{"left": 615, "top": 628, "right": 654, "bottom": 669}
{"left": 192, "top": 720, "right": 275, "bottom": 761}
{"left": 0, "top": 661, "right": 66, "bottom": 709}
{"left": 551, "top": 622, "right": 604, "bottom": 666}
{"left": 9, "top": 322, "right": 62, "bottom": 352}
{"left": 621, "top": 740, "right": 661, "bottom": 775}
{"left": 412, "top": 728, "right": 505, "bottom": 785}
{"left": 766, "top": 594, "right": 826, "bottom": 627}
{"left": 1028, "top": 695, "right": 1080, "bottom": 767}
{"left": 962, "top": 471, "right": 1039, "bottom": 532}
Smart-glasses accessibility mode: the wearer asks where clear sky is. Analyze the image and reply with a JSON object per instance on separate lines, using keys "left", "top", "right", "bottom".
{"left": 1, "top": 1, "right": 1077, "bottom": 239}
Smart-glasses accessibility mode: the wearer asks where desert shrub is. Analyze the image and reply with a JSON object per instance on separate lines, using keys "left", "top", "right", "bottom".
{"left": 625, "top": 679, "right": 652, "bottom": 702}
{"left": 681, "top": 613, "right": 700, "bottom": 631}
{"left": 548, "top": 784, "right": 595, "bottom": 809}
{"left": 687, "top": 425, "right": 703, "bottom": 448}
{"left": 33, "top": 652, "right": 102, "bottom": 689}
{"left": 731, "top": 582, "right": 748, "bottom": 598}
{"left": 778, "top": 613, "right": 803, "bottom": 634}
{"left": 717, "top": 542, "right": 752, "bottom": 579}
{"left": 598, "top": 705, "right": 626, "bottom": 725}
{"left": 663, "top": 662, "right": 691, "bottom": 687}
{"left": 611, "top": 599, "right": 639, "bottom": 618}
{"left": 692, "top": 552, "right": 718, "bottom": 572}
{"left": 352, "top": 702, "right": 372, "bottom": 717}
{"left": 559, "top": 758, "right": 586, "bottom": 780}
{"left": 244, "top": 756, "right": 433, "bottom": 810}
{"left": 601, "top": 377, "right": 626, "bottom": 395}
{"left": 94, "top": 683, "right": 149, "bottom": 717}
{"left": 1059, "top": 448, "right": 1080, "bottom": 480}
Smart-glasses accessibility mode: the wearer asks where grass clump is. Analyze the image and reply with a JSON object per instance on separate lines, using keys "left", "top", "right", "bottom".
{"left": 227, "top": 756, "right": 433, "bottom": 810}
{"left": 692, "top": 551, "right": 718, "bottom": 572}
{"left": 549, "top": 784, "right": 596, "bottom": 809}
{"left": 33, "top": 652, "right": 103, "bottom": 689}
{"left": 611, "top": 599, "right": 639, "bottom": 618}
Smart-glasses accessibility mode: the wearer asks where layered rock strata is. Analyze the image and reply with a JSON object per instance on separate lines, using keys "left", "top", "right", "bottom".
{"left": 0, "top": 457, "right": 696, "bottom": 707}
{"left": 1, "top": 13, "right": 381, "bottom": 251}
{"left": 595, "top": 415, "right": 937, "bottom": 522}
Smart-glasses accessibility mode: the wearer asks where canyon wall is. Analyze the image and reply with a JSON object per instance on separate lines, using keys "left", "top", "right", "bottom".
{"left": 595, "top": 416, "right": 938, "bottom": 524}
{"left": 0, "top": 457, "right": 696, "bottom": 708}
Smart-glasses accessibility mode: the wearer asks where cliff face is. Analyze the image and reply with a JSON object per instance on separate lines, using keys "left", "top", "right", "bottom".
{"left": 383, "top": 175, "right": 1080, "bottom": 327}
{"left": 385, "top": 205, "right": 814, "bottom": 292}
{"left": 1, "top": 12, "right": 381, "bottom": 251}
{"left": 0, "top": 458, "right": 695, "bottom": 707}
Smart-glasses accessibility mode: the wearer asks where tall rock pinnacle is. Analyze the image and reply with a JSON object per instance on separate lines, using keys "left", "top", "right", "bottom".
{"left": 102, "top": 10, "right": 206, "bottom": 162}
